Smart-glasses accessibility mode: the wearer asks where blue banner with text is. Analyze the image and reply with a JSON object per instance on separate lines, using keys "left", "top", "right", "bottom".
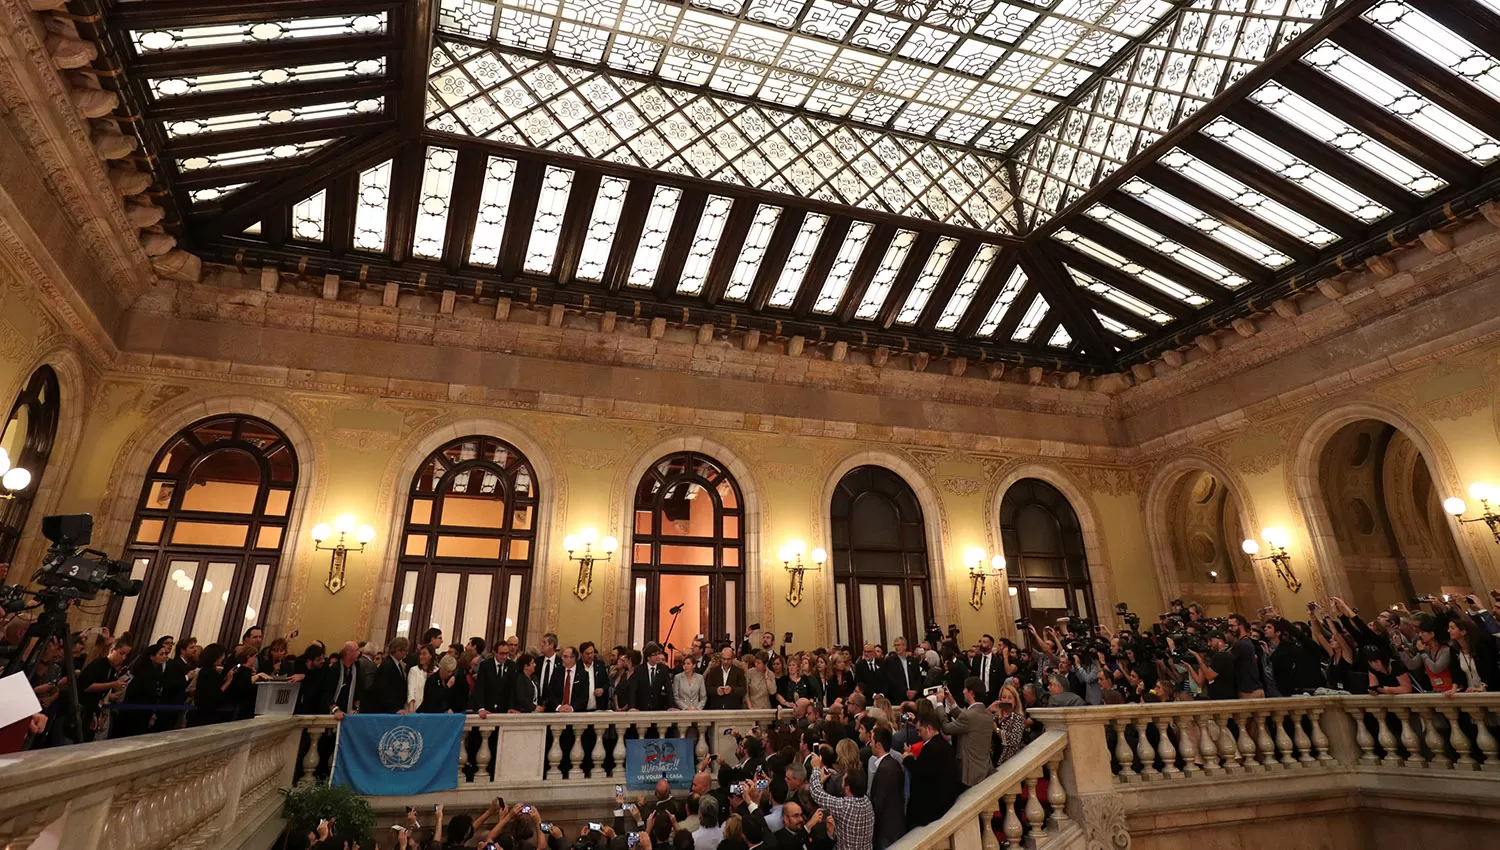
{"left": 625, "top": 737, "right": 694, "bottom": 791}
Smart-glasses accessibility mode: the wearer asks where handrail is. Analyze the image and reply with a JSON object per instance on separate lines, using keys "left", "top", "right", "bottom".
{"left": 889, "top": 731, "right": 1069, "bottom": 850}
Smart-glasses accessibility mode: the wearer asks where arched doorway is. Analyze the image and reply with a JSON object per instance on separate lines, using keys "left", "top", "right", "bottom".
{"left": 1160, "top": 470, "right": 1263, "bottom": 616}
{"left": 390, "top": 435, "right": 539, "bottom": 645}
{"left": 999, "top": 478, "right": 1096, "bottom": 631}
{"left": 112, "top": 414, "right": 298, "bottom": 646}
{"left": 0, "top": 365, "right": 60, "bottom": 564}
{"left": 830, "top": 465, "right": 931, "bottom": 648}
{"left": 629, "top": 452, "right": 744, "bottom": 651}
{"left": 1317, "top": 419, "right": 1467, "bottom": 613}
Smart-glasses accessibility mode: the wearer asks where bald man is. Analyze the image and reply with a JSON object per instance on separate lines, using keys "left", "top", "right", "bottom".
{"left": 326, "top": 641, "right": 365, "bottom": 716}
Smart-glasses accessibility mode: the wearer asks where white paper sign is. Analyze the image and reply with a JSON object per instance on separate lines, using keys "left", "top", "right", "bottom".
{"left": 0, "top": 671, "right": 42, "bottom": 728}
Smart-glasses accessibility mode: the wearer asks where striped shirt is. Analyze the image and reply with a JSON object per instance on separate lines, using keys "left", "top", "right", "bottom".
{"left": 808, "top": 768, "right": 875, "bottom": 850}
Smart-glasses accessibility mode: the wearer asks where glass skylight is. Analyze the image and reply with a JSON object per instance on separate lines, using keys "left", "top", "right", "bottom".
{"left": 352, "top": 160, "right": 394, "bottom": 253}
{"left": 1067, "top": 266, "right": 1172, "bottom": 325}
{"left": 177, "top": 139, "right": 330, "bottom": 172}
{"left": 895, "top": 237, "right": 959, "bottom": 326}
{"left": 166, "top": 98, "right": 383, "bottom": 138}
{"left": 149, "top": 58, "right": 385, "bottom": 98}
{"left": 1250, "top": 82, "right": 1446, "bottom": 196}
{"left": 187, "top": 183, "right": 246, "bottom": 204}
{"left": 935, "top": 244, "right": 1001, "bottom": 332}
{"left": 1364, "top": 2, "right": 1500, "bottom": 105}
{"left": 679, "top": 196, "right": 735, "bottom": 296}
{"left": 574, "top": 176, "right": 629, "bottom": 283}
{"left": 1199, "top": 118, "right": 1390, "bottom": 223}
{"left": 524, "top": 166, "right": 575, "bottom": 275}
{"left": 976, "top": 263, "right": 1028, "bottom": 337}
{"left": 412, "top": 147, "right": 458, "bottom": 260}
{"left": 1084, "top": 205, "right": 1252, "bottom": 290}
{"left": 1054, "top": 228, "right": 1214, "bottom": 305}
{"left": 855, "top": 230, "right": 917, "bottom": 321}
{"left": 291, "top": 190, "right": 327, "bottom": 242}
{"left": 769, "top": 213, "right": 829, "bottom": 309}
{"left": 132, "top": 14, "right": 385, "bottom": 53}
{"left": 1157, "top": 149, "right": 1339, "bottom": 247}
{"left": 1301, "top": 41, "right": 1500, "bottom": 165}
{"left": 1120, "top": 179, "right": 1294, "bottom": 269}
{"left": 626, "top": 186, "right": 683, "bottom": 288}
{"left": 725, "top": 205, "right": 782, "bottom": 302}
{"left": 1094, "top": 311, "right": 1143, "bottom": 340}
{"left": 1011, "top": 294, "right": 1048, "bottom": 343}
{"left": 468, "top": 156, "right": 519, "bottom": 267}
{"left": 1047, "top": 325, "right": 1073, "bottom": 349}
{"left": 814, "top": 222, "right": 875, "bottom": 314}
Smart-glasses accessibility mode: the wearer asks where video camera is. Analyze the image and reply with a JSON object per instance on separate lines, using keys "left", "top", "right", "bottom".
{"left": 31, "top": 514, "right": 141, "bottom": 602}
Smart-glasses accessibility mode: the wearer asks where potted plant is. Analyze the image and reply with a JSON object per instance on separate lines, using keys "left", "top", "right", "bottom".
{"left": 279, "top": 782, "right": 375, "bottom": 849}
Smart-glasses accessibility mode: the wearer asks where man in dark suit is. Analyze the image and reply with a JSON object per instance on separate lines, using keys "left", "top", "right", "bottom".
{"left": 639, "top": 644, "right": 674, "bottom": 711}
{"left": 868, "top": 727, "right": 905, "bottom": 850}
{"left": 705, "top": 646, "right": 748, "bottom": 710}
{"left": 544, "top": 646, "right": 591, "bottom": 712}
{"left": 854, "top": 644, "right": 884, "bottom": 698}
{"left": 904, "top": 714, "right": 962, "bottom": 828}
{"left": 613, "top": 649, "right": 643, "bottom": 710}
{"left": 881, "top": 637, "right": 922, "bottom": 703}
{"left": 579, "top": 641, "right": 611, "bottom": 711}
{"left": 474, "top": 641, "right": 515, "bottom": 715}
{"left": 369, "top": 637, "right": 410, "bottom": 714}
{"left": 324, "top": 641, "right": 367, "bottom": 715}
{"left": 971, "top": 635, "right": 1003, "bottom": 706}
{"left": 773, "top": 801, "right": 815, "bottom": 850}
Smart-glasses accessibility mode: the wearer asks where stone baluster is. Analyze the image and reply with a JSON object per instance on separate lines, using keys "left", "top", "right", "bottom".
{"left": 1290, "top": 710, "right": 1314, "bottom": 766}
{"left": 547, "top": 720, "right": 565, "bottom": 779}
{"left": 611, "top": 723, "right": 625, "bottom": 775}
{"left": 1308, "top": 708, "right": 1334, "bottom": 763}
{"left": 1198, "top": 713, "right": 1222, "bottom": 774}
{"left": 477, "top": 728, "right": 494, "bottom": 781}
{"left": 1134, "top": 717, "right": 1160, "bottom": 780}
{"left": 1354, "top": 708, "right": 1378, "bottom": 765}
{"left": 300, "top": 727, "right": 326, "bottom": 785}
{"left": 590, "top": 720, "right": 607, "bottom": 777}
{"left": 981, "top": 807, "right": 1002, "bottom": 850}
{"left": 1419, "top": 707, "right": 1449, "bottom": 768}
{"left": 1234, "top": 711, "right": 1259, "bottom": 772}
{"left": 1374, "top": 709, "right": 1399, "bottom": 767}
{"left": 568, "top": 723, "right": 586, "bottom": 779}
{"left": 1216, "top": 712, "right": 1242, "bottom": 772}
{"left": 1113, "top": 719, "right": 1138, "bottom": 782}
{"left": 1271, "top": 711, "right": 1295, "bottom": 768}
{"left": 694, "top": 722, "right": 709, "bottom": 762}
{"left": 1254, "top": 712, "right": 1277, "bottom": 770}
{"left": 1397, "top": 710, "right": 1424, "bottom": 768}
{"left": 1023, "top": 776, "right": 1047, "bottom": 845}
{"left": 1001, "top": 791, "right": 1022, "bottom": 845}
{"left": 1154, "top": 716, "right": 1180, "bottom": 777}
{"left": 460, "top": 723, "right": 472, "bottom": 782}
{"left": 1046, "top": 756, "right": 1069, "bottom": 823}
{"left": 1473, "top": 710, "right": 1499, "bottom": 771}
{"left": 1439, "top": 706, "right": 1477, "bottom": 769}
{"left": 1176, "top": 715, "right": 1198, "bottom": 777}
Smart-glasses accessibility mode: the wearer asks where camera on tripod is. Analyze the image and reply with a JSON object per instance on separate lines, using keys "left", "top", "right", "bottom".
{"left": 32, "top": 514, "right": 141, "bottom": 602}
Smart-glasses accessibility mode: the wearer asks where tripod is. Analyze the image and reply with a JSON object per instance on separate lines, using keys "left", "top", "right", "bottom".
{"left": 2, "top": 590, "right": 85, "bottom": 745}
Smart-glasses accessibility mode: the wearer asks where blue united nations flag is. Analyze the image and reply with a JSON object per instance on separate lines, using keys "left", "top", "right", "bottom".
{"left": 331, "top": 714, "right": 466, "bottom": 795}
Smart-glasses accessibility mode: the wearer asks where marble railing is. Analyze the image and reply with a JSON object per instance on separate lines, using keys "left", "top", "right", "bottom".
{"left": 0, "top": 716, "right": 299, "bottom": 850}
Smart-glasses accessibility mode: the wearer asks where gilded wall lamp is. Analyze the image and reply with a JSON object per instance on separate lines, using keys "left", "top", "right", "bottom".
{"left": 1444, "top": 484, "right": 1500, "bottom": 544}
{"left": 964, "top": 548, "right": 1006, "bottom": 610}
{"left": 0, "top": 448, "right": 33, "bottom": 501}
{"left": 781, "top": 540, "right": 826, "bottom": 607}
{"left": 1241, "top": 527, "right": 1299, "bottom": 593}
{"left": 564, "top": 528, "right": 617, "bottom": 600}
{"left": 311, "top": 514, "right": 375, "bottom": 594}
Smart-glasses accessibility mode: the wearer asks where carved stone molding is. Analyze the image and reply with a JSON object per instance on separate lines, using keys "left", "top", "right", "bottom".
{"left": 1072, "top": 791, "right": 1131, "bottom": 850}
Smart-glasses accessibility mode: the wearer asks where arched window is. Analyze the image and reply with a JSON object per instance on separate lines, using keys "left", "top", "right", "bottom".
{"left": 390, "top": 436, "right": 537, "bottom": 646}
{"left": 629, "top": 453, "right": 743, "bottom": 651}
{"left": 831, "top": 466, "right": 929, "bottom": 649}
{"left": 999, "top": 479, "right": 1095, "bottom": 629}
{"left": 0, "top": 366, "right": 60, "bottom": 563}
{"left": 113, "top": 415, "right": 298, "bottom": 646}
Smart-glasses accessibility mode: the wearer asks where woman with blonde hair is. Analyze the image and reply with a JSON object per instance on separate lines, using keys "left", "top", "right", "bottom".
{"left": 406, "top": 645, "right": 436, "bottom": 714}
{"left": 746, "top": 652, "right": 777, "bottom": 709}
{"left": 834, "top": 737, "right": 861, "bottom": 777}
{"left": 993, "top": 682, "right": 1027, "bottom": 764}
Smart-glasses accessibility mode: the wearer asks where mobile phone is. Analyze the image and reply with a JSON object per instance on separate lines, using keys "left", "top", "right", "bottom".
{"left": 757, "top": 780, "right": 769, "bottom": 789}
{"left": 495, "top": 797, "right": 505, "bottom": 811}
{"left": 723, "top": 727, "right": 736, "bottom": 736}
{"left": 435, "top": 805, "right": 441, "bottom": 812}
{"left": 784, "top": 632, "right": 793, "bottom": 643}
{"left": 749, "top": 623, "right": 761, "bottom": 631}
{"left": 616, "top": 785, "right": 624, "bottom": 796}
{"left": 542, "top": 824, "right": 553, "bottom": 834}
{"left": 629, "top": 833, "right": 641, "bottom": 848}
{"left": 588, "top": 822, "right": 603, "bottom": 832}
{"left": 522, "top": 805, "right": 532, "bottom": 814}
{"left": 392, "top": 825, "right": 407, "bottom": 832}
{"left": 730, "top": 784, "right": 743, "bottom": 795}
{"left": 405, "top": 807, "right": 414, "bottom": 814}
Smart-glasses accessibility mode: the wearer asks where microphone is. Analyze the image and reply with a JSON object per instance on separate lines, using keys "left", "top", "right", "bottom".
{"left": 669, "top": 603, "right": 685, "bottom": 615}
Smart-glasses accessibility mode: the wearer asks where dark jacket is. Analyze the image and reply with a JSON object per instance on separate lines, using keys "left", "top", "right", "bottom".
{"left": 854, "top": 659, "right": 884, "bottom": 698}
{"left": 1452, "top": 639, "right": 1500, "bottom": 692}
{"left": 369, "top": 656, "right": 407, "bottom": 714}
{"left": 324, "top": 659, "right": 366, "bottom": 714}
{"left": 704, "top": 663, "right": 747, "bottom": 710}
{"left": 639, "top": 662, "right": 674, "bottom": 711}
{"left": 905, "top": 734, "right": 963, "bottom": 828}
{"left": 474, "top": 657, "right": 515, "bottom": 713}
{"left": 613, "top": 669, "right": 643, "bottom": 711}
{"left": 512, "top": 673, "right": 540, "bottom": 712}
{"left": 543, "top": 663, "right": 591, "bottom": 712}
{"left": 869, "top": 752, "right": 906, "bottom": 850}
{"left": 192, "top": 664, "right": 229, "bottom": 725}
{"left": 881, "top": 655, "right": 922, "bottom": 702}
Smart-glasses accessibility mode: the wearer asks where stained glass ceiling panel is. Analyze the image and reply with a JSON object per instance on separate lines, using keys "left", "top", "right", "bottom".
{"left": 437, "top": 0, "right": 1178, "bottom": 153}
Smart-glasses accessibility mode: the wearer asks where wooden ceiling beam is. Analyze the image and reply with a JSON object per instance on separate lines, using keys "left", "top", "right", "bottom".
{"left": 398, "top": 0, "right": 435, "bottom": 139}
{"left": 1176, "top": 134, "right": 1366, "bottom": 239}
{"left": 1407, "top": 0, "right": 1500, "bottom": 59}
{"left": 554, "top": 171, "right": 604, "bottom": 288}
{"left": 703, "top": 202, "right": 756, "bottom": 307}
{"left": 746, "top": 212, "right": 803, "bottom": 312}
{"left": 914, "top": 238, "right": 982, "bottom": 334}
{"left": 1071, "top": 278, "right": 1161, "bottom": 334}
{"left": 166, "top": 114, "right": 390, "bottom": 158}
{"left": 1046, "top": 232, "right": 1199, "bottom": 320}
{"left": 1021, "top": 246, "right": 1116, "bottom": 367}
{"left": 441, "top": 148, "right": 487, "bottom": 272}
{"left": 989, "top": 279, "right": 1038, "bottom": 344}
{"left": 872, "top": 231, "right": 940, "bottom": 330}
{"left": 1334, "top": 20, "right": 1500, "bottom": 144}
{"left": 324, "top": 170, "right": 357, "bottom": 258}
{"left": 791, "top": 217, "right": 854, "bottom": 319}
{"left": 603, "top": 181, "right": 656, "bottom": 294}
{"left": 830, "top": 224, "right": 904, "bottom": 325}
{"left": 1135, "top": 164, "right": 1317, "bottom": 264}
{"left": 949, "top": 248, "right": 1015, "bottom": 339}
{"left": 1091, "top": 193, "right": 1268, "bottom": 291}
{"left": 651, "top": 191, "right": 707, "bottom": 301}
{"left": 497, "top": 162, "right": 544, "bottom": 282}
{"left": 1277, "top": 64, "right": 1479, "bottom": 186}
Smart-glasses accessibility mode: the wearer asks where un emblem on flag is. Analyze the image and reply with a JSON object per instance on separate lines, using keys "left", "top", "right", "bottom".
{"left": 377, "top": 725, "right": 425, "bottom": 770}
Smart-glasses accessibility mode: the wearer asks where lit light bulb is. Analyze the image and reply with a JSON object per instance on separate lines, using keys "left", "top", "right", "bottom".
{"left": 1242, "top": 538, "right": 1261, "bottom": 556}
{"left": 563, "top": 535, "right": 580, "bottom": 553}
{"left": 601, "top": 535, "right": 619, "bottom": 555}
{"left": 1008, "top": 586, "right": 1018, "bottom": 596}
{"left": 334, "top": 514, "right": 356, "bottom": 534}
{"left": 1469, "top": 483, "right": 1492, "bottom": 502}
{"left": 581, "top": 527, "right": 599, "bottom": 545}
{"left": 1443, "top": 497, "right": 1468, "bottom": 517}
{"left": 310, "top": 523, "right": 331, "bottom": 543}
{"left": 792, "top": 539, "right": 807, "bottom": 556}
{"left": 356, "top": 525, "right": 376, "bottom": 545}
{"left": 1262, "top": 527, "right": 1289, "bottom": 549}
{"left": 1209, "top": 570, "right": 1218, "bottom": 578}
{"left": 245, "top": 606, "right": 257, "bottom": 621}
{"left": 221, "top": 590, "right": 229, "bottom": 602}
{"left": 811, "top": 547, "right": 827, "bottom": 565}
{"left": 171, "top": 569, "right": 186, "bottom": 582}
{"left": 0, "top": 467, "right": 25, "bottom": 493}
{"left": 201, "top": 580, "right": 213, "bottom": 594}
{"left": 779, "top": 545, "right": 794, "bottom": 563}
{"left": 964, "top": 547, "right": 986, "bottom": 569}
{"left": 991, "top": 555, "right": 1006, "bottom": 573}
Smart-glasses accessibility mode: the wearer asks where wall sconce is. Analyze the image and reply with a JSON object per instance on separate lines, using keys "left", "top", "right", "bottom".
{"left": 1241, "top": 527, "right": 1299, "bottom": 593}
{"left": 964, "top": 547, "right": 1006, "bottom": 610}
{"left": 564, "top": 528, "right": 617, "bottom": 600}
{"left": 311, "top": 514, "right": 375, "bottom": 594}
{"left": 781, "top": 540, "right": 825, "bottom": 607}
{"left": 1444, "top": 484, "right": 1500, "bottom": 544}
{"left": 0, "top": 448, "right": 33, "bottom": 501}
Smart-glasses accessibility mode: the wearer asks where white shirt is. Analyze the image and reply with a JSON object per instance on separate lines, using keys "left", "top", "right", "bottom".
{"left": 585, "top": 662, "right": 597, "bottom": 710}
{"left": 406, "top": 665, "right": 428, "bottom": 709}
{"left": 541, "top": 655, "right": 556, "bottom": 691}
{"left": 980, "top": 653, "right": 992, "bottom": 683}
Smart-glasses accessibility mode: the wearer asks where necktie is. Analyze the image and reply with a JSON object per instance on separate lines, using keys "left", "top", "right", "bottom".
{"left": 981, "top": 655, "right": 989, "bottom": 683}
{"left": 901, "top": 657, "right": 908, "bottom": 691}
{"left": 564, "top": 669, "right": 573, "bottom": 706}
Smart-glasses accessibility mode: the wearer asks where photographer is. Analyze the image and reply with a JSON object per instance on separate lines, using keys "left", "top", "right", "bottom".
{"left": 1187, "top": 631, "right": 1237, "bottom": 701}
